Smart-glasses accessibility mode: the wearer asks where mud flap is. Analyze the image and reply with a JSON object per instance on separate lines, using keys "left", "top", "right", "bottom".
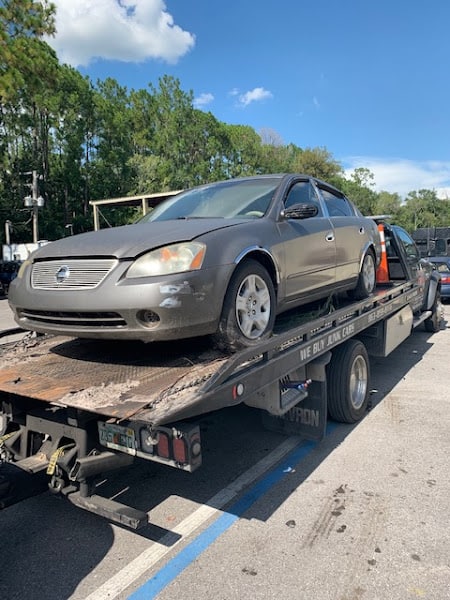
{"left": 261, "top": 353, "right": 330, "bottom": 441}
{"left": 0, "top": 463, "right": 49, "bottom": 509}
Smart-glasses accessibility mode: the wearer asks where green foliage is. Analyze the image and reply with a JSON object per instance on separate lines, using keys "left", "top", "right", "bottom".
{"left": 374, "top": 191, "right": 402, "bottom": 219}
{"left": 292, "top": 147, "right": 343, "bottom": 182}
{"left": 0, "top": 0, "right": 58, "bottom": 105}
{"left": 0, "top": 6, "right": 448, "bottom": 245}
{"left": 396, "top": 190, "right": 450, "bottom": 232}
{"left": 338, "top": 176, "right": 378, "bottom": 216}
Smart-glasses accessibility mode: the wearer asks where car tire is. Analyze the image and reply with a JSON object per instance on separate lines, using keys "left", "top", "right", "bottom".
{"left": 213, "top": 259, "right": 276, "bottom": 353}
{"left": 424, "top": 290, "right": 442, "bottom": 333}
{"left": 327, "top": 339, "right": 370, "bottom": 423}
{"left": 349, "top": 250, "right": 376, "bottom": 300}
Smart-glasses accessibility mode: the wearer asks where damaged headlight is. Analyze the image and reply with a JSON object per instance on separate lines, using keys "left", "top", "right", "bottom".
{"left": 126, "top": 242, "right": 206, "bottom": 278}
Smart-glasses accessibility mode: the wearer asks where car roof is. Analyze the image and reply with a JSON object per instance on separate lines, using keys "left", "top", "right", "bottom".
{"left": 217, "top": 173, "right": 348, "bottom": 196}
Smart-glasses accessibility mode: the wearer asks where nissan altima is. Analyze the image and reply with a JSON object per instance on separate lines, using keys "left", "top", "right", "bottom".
{"left": 9, "top": 174, "right": 381, "bottom": 352}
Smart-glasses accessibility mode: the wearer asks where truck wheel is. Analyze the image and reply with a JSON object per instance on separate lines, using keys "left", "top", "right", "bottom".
{"left": 327, "top": 339, "right": 370, "bottom": 423}
{"left": 424, "top": 291, "right": 442, "bottom": 333}
{"left": 213, "top": 259, "right": 276, "bottom": 353}
{"left": 349, "top": 250, "right": 376, "bottom": 300}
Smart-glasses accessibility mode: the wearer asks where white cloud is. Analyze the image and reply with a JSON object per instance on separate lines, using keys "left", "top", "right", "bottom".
{"left": 237, "top": 87, "right": 273, "bottom": 107}
{"left": 46, "top": 0, "right": 195, "bottom": 67}
{"left": 344, "top": 157, "right": 450, "bottom": 198}
{"left": 194, "top": 93, "right": 214, "bottom": 108}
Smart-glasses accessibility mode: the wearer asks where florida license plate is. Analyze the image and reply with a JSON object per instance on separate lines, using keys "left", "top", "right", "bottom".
{"left": 98, "top": 422, "right": 136, "bottom": 455}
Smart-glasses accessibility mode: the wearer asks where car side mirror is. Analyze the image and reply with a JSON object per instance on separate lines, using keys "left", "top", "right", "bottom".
{"left": 283, "top": 203, "right": 318, "bottom": 220}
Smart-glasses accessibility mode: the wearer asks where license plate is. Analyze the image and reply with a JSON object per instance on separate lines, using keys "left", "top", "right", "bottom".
{"left": 98, "top": 422, "right": 136, "bottom": 455}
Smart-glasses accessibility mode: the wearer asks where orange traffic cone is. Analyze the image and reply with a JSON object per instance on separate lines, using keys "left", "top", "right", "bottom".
{"left": 376, "top": 223, "right": 390, "bottom": 283}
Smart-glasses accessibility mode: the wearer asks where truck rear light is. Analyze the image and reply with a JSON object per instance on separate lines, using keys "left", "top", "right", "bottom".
{"left": 157, "top": 432, "right": 170, "bottom": 458}
{"left": 135, "top": 423, "right": 202, "bottom": 472}
{"left": 100, "top": 422, "right": 201, "bottom": 472}
{"left": 172, "top": 436, "right": 187, "bottom": 464}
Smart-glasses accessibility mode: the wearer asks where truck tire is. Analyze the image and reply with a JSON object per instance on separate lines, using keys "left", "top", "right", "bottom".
{"left": 213, "top": 259, "right": 276, "bottom": 353}
{"left": 349, "top": 250, "right": 376, "bottom": 300}
{"left": 424, "top": 290, "right": 442, "bottom": 333}
{"left": 327, "top": 339, "right": 370, "bottom": 423}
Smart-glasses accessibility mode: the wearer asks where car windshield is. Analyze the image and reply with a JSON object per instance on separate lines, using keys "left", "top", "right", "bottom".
{"left": 138, "top": 178, "right": 280, "bottom": 222}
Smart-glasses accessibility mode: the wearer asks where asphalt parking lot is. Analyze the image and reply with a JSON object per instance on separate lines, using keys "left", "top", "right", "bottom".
{"left": 0, "top": 299, "right": 449, "bottom": 599}
{"left": 0, "top": 297, "right": 25, "bottom": 344}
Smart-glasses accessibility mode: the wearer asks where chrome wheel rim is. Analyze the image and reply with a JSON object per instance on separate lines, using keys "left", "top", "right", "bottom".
{"left": 362, "top": 254, "right": 375, "bottom": 292}
{"left": 235, "top": 274, "right": 271, "bottom": 339}
{"left": 349, "top": 355, "right": 368, "bottom": 409}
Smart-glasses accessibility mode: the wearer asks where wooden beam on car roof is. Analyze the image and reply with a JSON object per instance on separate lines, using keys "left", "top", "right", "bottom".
{"left": 89, "top": 190, "right": 183, "bottom": 230}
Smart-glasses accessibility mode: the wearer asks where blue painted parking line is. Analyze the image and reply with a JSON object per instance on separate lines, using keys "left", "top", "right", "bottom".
{"left": 129, "top": 425, "right": 337, "bottom": 599}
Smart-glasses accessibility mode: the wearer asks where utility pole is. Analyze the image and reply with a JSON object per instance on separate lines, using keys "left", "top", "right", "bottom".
{"left": 5, "top": 220, "right": 12, "bottom": 246}
{"left": 23, "top": 170, "right": 44, "bottom": 243}
{"left": 31, "top": 170, "right": 39, "bottom": 243}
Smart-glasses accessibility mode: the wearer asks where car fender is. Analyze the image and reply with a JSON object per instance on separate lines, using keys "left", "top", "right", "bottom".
{"left": 424, "top": 270, "right": 441, "bottom": 310}
{"left": 233, "top": 246, "right": 281, "bottom": 286}
{"left": 358, "top": 241, "right": 379, "bottom": 269}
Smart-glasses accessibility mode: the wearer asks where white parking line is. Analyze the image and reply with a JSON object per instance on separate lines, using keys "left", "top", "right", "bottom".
{"left": 85, "top": 436, "right": 302, "bottom": 600}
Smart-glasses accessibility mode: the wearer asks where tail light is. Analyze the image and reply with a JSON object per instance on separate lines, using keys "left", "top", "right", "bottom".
{"left": 156, "top": 432, "right": 170, "bottom": 459}
{"left": 173, "top": 436, "right": 187, "bottom": 464}
{"left": 99, "top": 420, "right": 202, "bottom": 472}
{"left": 137, "top": 423, "right": 201, "bottom": 472}
{"left": 440, "top": 275, "right": 450, "bottom": 284}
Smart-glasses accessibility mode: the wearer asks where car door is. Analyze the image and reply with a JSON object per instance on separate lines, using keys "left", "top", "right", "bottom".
{"left": 316, "top": 185, "right": 367, "bottom": 283}
{"left": 277, "top": 180, "right": 337, "bottom": 302}
{"left": 392, "top": 225, "right": 428, "bottom": 312}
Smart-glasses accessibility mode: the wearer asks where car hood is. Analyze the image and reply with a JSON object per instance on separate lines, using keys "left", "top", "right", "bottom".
{"left": 31, "top": 219, "right": 249, "bottom": 260}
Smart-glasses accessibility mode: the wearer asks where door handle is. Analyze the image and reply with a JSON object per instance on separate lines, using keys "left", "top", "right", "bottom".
{"left": 326, "top": 233, "right": 335, "bottom": 242}
{"left": 359, "top": 227, "right": 365, "bottom": 234}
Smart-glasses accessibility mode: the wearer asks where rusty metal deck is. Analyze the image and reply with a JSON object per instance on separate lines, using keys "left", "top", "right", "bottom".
{"left": 0, "top": 335, "right": 228, "bottom": 421}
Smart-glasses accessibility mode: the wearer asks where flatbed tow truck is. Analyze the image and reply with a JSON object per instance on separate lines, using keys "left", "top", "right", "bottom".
{"left": 0, "top": 222, "right": 442, "bottom": 529}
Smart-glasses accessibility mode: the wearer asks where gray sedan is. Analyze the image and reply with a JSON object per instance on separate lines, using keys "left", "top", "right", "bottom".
{"left": 9, "top": 174, "right": 381, "bottom": 352}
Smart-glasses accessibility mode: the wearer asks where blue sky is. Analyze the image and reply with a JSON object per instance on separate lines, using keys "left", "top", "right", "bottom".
{"left": 45, "top": 0, "right": 450, "bottom": 198}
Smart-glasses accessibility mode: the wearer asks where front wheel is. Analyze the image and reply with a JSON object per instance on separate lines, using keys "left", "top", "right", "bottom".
{"left": 213, "top": 260, "right": 276, "bottom": 353}
{"left": 424, "top": 290, "right": 442, "bottom": 333}
{"left": 327, "top": 339, "right": 370, "bottom": 423}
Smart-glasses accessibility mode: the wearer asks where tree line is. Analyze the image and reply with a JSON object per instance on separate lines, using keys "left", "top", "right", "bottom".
{"left": 1, "top": 0, "right": 449, "bottom": 246}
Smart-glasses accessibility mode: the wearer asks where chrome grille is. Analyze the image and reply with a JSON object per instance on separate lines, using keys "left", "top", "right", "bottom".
{"left": 31, "top": 259, "right": 117, "bottom": 290}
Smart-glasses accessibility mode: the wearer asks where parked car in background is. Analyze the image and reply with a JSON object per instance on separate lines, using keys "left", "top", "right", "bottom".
{"left": 427, "top": 256, "right": 450, "bottom": 301}
{"left": 9, "top": 174, "right": 381, "bottom": 352}
{"left": 0, "top": 260, "right": 22, "bottom": 296}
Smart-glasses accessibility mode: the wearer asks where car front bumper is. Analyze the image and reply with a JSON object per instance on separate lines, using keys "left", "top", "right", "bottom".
{"left": 9, "top": 263, "right": 234, "bottom": 342}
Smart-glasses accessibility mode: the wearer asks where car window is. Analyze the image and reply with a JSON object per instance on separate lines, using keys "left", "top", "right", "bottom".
{"left": 435, "top": 239, "right": 448, "bottom": 255}
{"left": 393, "top": 226, "right": 420, "bottom": 260}
{"left": 319, "top": 188, "right": 355, "bottom": 217}
{"left": 284, "top": 182, "right": 323, "bottom": 216}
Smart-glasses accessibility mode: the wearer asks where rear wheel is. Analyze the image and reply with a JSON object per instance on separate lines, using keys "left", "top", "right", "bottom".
{"left": 327, "top": 339, "right": 370, "bottom": 423}
{"left": 350, "top": 250, "right": 376, "bottom": 300}
{"left": 213, "top": 259, "right": 276, "bottom": 353}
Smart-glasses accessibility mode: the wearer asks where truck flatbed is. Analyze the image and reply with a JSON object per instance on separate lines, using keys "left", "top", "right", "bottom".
{"left": 0, "top": 219, "right": 443, "bottom": 527}
{"left": 0, "top": 281, "right": 425, "bottom": 426}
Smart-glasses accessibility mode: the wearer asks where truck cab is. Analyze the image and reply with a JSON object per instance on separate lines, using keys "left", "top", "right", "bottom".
{"left": 378, "top": 221, "right": 440, "bottom": 320}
